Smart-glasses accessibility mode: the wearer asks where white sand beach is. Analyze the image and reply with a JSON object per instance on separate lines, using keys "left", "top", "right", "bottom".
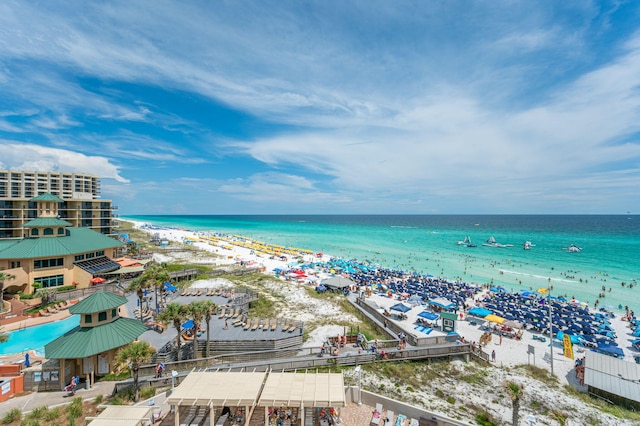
{"left": 128, "top": 221, "right": 640, "bottom": 425}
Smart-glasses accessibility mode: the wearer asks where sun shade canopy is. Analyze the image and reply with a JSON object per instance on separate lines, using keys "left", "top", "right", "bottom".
{"left": 258, "top": 372, "right": 346, "bottom": 408}
{"left": 166, "top": 371, "right": 267, "bottom": 407}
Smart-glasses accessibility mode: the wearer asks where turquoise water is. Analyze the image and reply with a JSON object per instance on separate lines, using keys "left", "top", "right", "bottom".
{"left": 0, "top": 316, "right": 80, "bottom": 356}
{"left": 124, "top": 215, "right": 640, "bottom": 314}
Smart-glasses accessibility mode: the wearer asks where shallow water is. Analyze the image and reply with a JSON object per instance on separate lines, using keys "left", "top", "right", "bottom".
{"left": 125, "top": 215, "right": 640, "bottom": 314}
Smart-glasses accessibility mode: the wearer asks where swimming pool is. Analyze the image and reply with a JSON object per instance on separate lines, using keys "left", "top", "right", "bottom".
{"left": 0, "top": 316, "right": 80, "bottom": 356}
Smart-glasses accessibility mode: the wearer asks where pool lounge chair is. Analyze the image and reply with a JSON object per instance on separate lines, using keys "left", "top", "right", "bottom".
{"left": 371, "top": 403, "right": 383, "bottom": 425}
{"left": 395, "top": 413, "right": 407, "bottom": 426}
{"left": 288, "top": 322, "right": 297, "bottom": 333}
{"left": 251, "top": 319, "right": 260, "bottom": 331}
{"left": 281, "top": 319, "right": 290, "bottom": 332}
{"left": 271, "top": 318, "right": 278, "bottom": 331}
{"left": 39, "top": 309, "right": 51, "bottom": 317}
{"left": 385, "top": 410, "right": 394, "bottom": 426}
{"left": 243, "top": 318, "right": 252, "bottom": 330}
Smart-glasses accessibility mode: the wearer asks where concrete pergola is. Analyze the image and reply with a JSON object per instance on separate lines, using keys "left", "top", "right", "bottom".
{"left": 166, "top": 370, "right": 346, "bottom": 426}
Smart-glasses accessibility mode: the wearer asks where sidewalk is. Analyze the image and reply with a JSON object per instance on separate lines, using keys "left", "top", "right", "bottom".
{"left": 0, "top": 381, "right": 116, "bottom": 417}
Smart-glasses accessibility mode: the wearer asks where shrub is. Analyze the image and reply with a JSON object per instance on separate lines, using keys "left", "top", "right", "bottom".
{"left": 3, "top": 408, "right": 22, "bottom": 424}
{"left": 475, "top": 412, "right": 496, "bottom": 426}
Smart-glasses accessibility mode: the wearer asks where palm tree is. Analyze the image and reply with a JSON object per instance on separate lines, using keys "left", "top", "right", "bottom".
{"left": 505, "top": 380, "right": 524, "bottom": 426}
{"left": 187, "top": 300, "right": 210, "bottom": 359}
{"left": 141, "top": 263, "right": 171, "bottom": 316}
{"left": 202, "top": 300, "right": 217, "bottom": 358}
{"left": 114, "top": 341, "right": 156, "bottom": 402}
{"left": 0, "top": 272, "right": 16, "bottom": 313}
{"left": 0, "top": 326, "right": 8, "bottom": 344}
{"left": 128, "top": 276, "right": 149, "bottom": 322}
{"left": 158, "top": 302, "right": 188, "bottom": 361}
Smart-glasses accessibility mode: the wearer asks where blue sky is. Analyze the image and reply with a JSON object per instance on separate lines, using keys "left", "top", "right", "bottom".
{"left": 1, "top": 1, "right": 639, "bottom": 214}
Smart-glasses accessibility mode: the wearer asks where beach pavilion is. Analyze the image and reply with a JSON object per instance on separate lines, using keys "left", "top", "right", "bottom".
{"left": 166, "top": 370, "right": 346, "bottom": 426}
{"left": 44, "top": 290, "right": 148, "bottom": 390}
{"left": 321, "top": 276, "right": 356, "bottom": 292}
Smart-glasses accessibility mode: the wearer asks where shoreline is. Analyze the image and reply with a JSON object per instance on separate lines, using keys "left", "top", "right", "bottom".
{"left": 128, "top": 219, "right": 640, "bottom": 382}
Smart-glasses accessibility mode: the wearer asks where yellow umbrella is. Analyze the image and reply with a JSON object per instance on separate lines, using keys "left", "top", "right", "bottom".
{"left": 485, "top": 314, "right": 506, "bottom": 324}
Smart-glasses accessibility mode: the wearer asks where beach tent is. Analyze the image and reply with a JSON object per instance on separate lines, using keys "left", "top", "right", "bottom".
{"left": 418, "top": 311, "right": 440, "bottom": 321}
{"left": 390, "top": 303, "right": 411, "bottom": 313}
{"left": 407, "top": 294, "right": 423, "bottom": 306}
{"left": 321, "top": 276, "right": 356, "bottom": 291}
{"left": 468, "top": 307, "right": 492, "bottom": 318}
{"left": 484, "top": 314, "right": 506, "bottom": 324}
{"left": 596, "top": 344, "right": 624, "bottom": 358}
{"left": 556, "top": 331, "right": 581, "bottom": 345}
{"left": 503, "top": 319, "right": 524, "bottom": 329}
{"left": 428, "top": 297, "right": 455, "bottom": 310}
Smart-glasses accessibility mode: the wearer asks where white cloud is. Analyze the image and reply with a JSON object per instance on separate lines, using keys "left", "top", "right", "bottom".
{"left": 0, "top": 143, "right": 129, "bottom": 183}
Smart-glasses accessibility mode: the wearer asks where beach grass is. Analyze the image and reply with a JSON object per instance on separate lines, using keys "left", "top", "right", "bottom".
{"left": 562, "top": 384, "right": 640, "bottom": 422}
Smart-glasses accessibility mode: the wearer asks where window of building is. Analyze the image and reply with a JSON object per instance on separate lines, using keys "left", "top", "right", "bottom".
{"left": 10, "top": 261, "right": 21, "bottom": 269}
{"left": 85, "top": 314, "right": 92, "bottom": 323}
{"left": 86, "top": 252, "right": 95, "bottom": 259}
{"left": 58, "top": 227, "right": 64, "bottom": 234}
{"left": 31, "top": 228, "right": 39, "bottom": 236}
{"left": 74, "top": 254, "right": 85, "bottom": 261}
{"left": 111, "top": 309, "right": 117, "bottom": 318}
{"left": 34, "top": 258, "right": 64, "bottom": 269}
{"left": 43, "top": 228, "right": 53, "bottom": 235}
{"left": 98, "top": 311, "right": 107, "bottom": 321}
{"left": 96, "top": 250, "right": 105, "bottom": 257}
{"left": 37, "top": 274, "right": 64, "bottom": 288}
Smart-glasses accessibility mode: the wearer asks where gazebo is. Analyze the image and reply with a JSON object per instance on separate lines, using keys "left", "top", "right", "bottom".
{"left": 44, "top": 290, "right": 148, "bottom": 389}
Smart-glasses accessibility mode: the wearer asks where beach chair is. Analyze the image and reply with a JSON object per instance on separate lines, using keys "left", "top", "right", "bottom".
{"left": 181, "top": 288, "right": 188, "bottom": 296}
{"left": 371, "top": 403, "right": 383, "bottom": 425}
{"left": 263, "top": 319, "right": 270, "bottom": 331}
{"left": 232, "top": 308, "right": 241, "bottom": 318}
{"left": 46, "top": 306, "right": 58, "bottom": 314}
{"left": 233, "top": 315, "right": 244, "bottom": 326}
{"left": 180, "top": 407, "right": 197, "bottom": 426}
{"left": 39, "top": 309, "right": 51, "bottom": 317}
{"left": 218, "top": 308, "right": 226, "bottom": 318}
{"left": 251, "top": 319, "right": 260, "bottom": 331}
{"left": 385, "top": 410, "right": 394, "bottom": 426}
{"left": 288, "top": 323, "right": 298, "bottom": 333}
{"left": 271, "top": 318, "right": 277, "bottom": 331}
{"left": 243, "top": 318, "right": 252, "bottom": 330}
{"left": 196, "top": 289, "right": 202, "bottom": 296}
{"left": 281, "top": 319, "right": 290, "bottom": 332}
{"left": 395, "top": 413, "right": 407, "bottom": 426}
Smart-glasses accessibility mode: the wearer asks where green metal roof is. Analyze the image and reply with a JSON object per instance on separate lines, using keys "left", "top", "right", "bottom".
{"left": 44, "top": 317, "right": 148, "bottom": 359}
{"left": 21, "top": 217, "right": 73, "bottom": 227}
{"left": 0, "top": 227, "right": 123, "bottom": 259}
{"left": 70, "top": 291, "right": 128, "bottom": 314}
{"left": 30, "top": 193, "right": 64, "bottom": 202}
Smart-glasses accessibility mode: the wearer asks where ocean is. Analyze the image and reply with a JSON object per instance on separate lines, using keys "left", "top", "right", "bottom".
{"left": 123, "top": 215, "right": 640, "bottom": 313}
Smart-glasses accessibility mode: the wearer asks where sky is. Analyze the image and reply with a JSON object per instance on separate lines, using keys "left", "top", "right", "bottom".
{"left": 1, "top": 1, "right": 640, "bottom": 215}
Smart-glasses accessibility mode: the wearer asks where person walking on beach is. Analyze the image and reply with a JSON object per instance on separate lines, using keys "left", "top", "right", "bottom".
{"left": 224, "top": 319, "right": 229, "bottom": 329}
{"left": 491, "top": 350, "right": 496, "bottom": 362}
{"left": 499, "top": 332, "right": 503, "bottom": 345}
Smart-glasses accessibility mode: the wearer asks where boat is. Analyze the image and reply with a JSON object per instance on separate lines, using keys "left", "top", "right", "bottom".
{"left": 483, "top": 237, "right": 513, "bottom": 248}
{"left": 523, "top": 241, "right": 535, "bottom": 250}
{"left": 565, "top": 244, "right": 582, "bottom": 253}
{"left": 457, "top": 236, "right": 476, "bottom": 247}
